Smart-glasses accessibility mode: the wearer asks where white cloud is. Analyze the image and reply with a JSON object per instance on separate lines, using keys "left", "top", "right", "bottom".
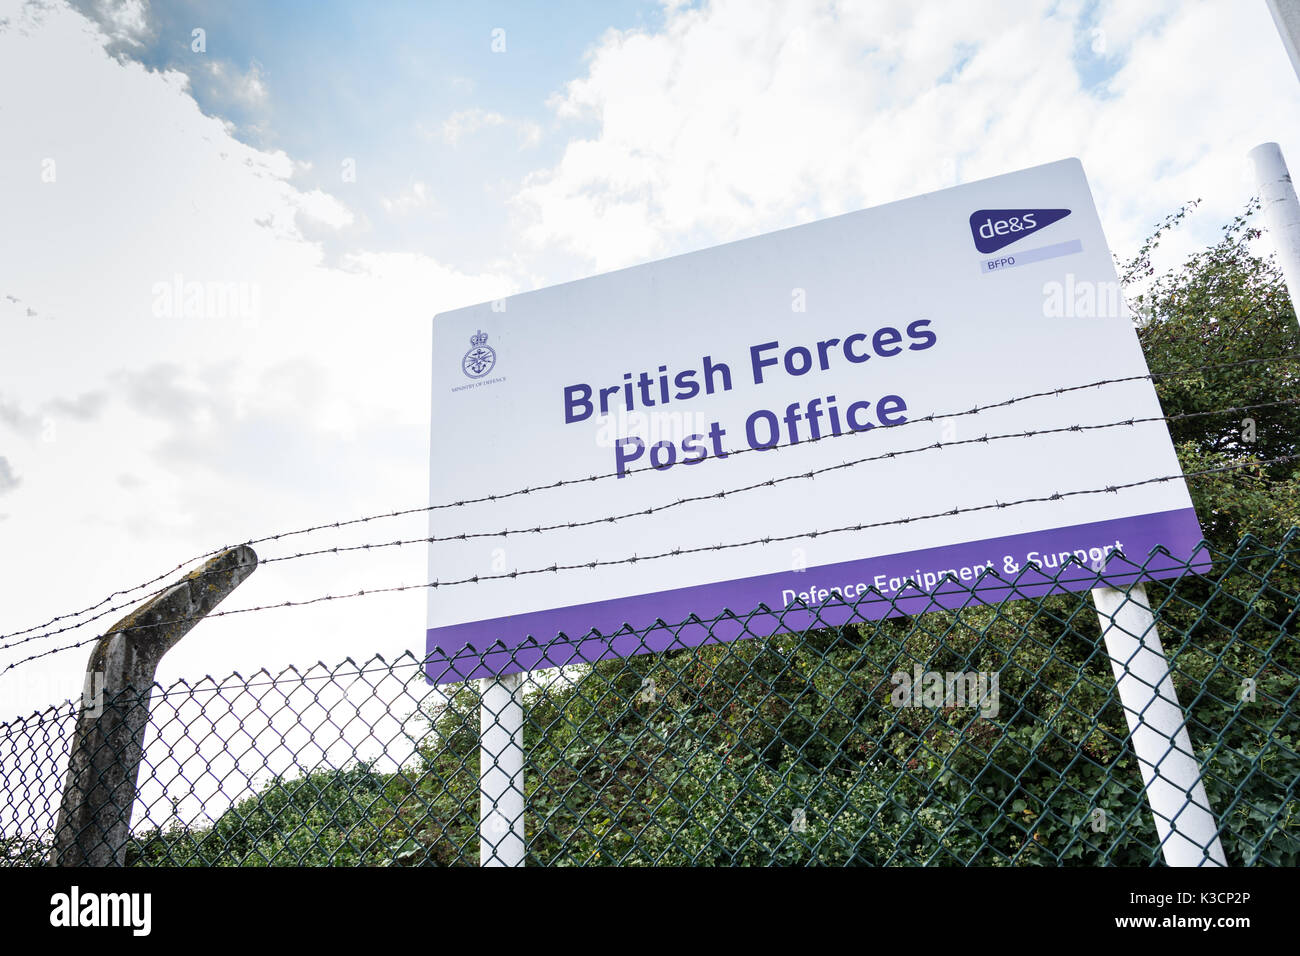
{"left": 87, "top": 0, "right": 149, "bottom": 47}
{"left": 0, "top": 456, "right": 19, "bottom": 495}
{"left": 442, "top": 107, "right": 506, "bottom": 144}
{"left": 381, "top": 180, "right": 431, "bottom": 214}
{"left": 0, "top": 0, "right": 513, "bottom": 716}
{"left": 293, "top": 187, "right": 355, "bottom": 229}
{"left": 206, "top": 58, "right": 269, "bottom": 107}
{"left": 513, "top": 0, "right": 1300, "bottom": 273}
{"left": 439, "top": 107, "right": 542, "bottom": 149}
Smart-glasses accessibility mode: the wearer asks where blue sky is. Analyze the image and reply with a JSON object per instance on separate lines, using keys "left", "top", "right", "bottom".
{"left": 78, "top": 0, "right": 670, "bottom": 270}
{"left": 2, "top": 0, "right": 1299, "bottom": 725}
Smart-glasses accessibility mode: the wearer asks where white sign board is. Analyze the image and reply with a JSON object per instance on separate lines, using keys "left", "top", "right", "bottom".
{"left": 426, "top": 158, "right": 1205, "bottom": 683}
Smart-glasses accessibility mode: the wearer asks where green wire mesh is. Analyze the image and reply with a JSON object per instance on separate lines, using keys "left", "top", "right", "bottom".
{"left": 2, "top": 531, "right": 1296, "bottom": 866}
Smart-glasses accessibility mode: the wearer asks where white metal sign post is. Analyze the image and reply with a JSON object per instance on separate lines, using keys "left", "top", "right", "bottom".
{"left": 1092, "top": 585, "right": 1226, "bottom": 865}
{"left": 478, "top": 673, "right": 525, "bottom": 867}
{"left": 429, "top": 158, "right": 1226, "bottom": 867}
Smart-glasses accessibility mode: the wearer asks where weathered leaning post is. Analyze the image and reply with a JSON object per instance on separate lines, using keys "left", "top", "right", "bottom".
{"left": 52, "top": 545, "right": 258, "bottom": 866}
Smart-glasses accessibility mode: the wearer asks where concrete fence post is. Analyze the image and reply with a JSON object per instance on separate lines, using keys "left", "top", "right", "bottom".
{"left": 52, "top": 545, "right": 258, "bottom": 866}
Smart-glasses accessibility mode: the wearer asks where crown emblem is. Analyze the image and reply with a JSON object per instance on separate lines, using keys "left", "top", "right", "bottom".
{"left": 461, "top": 328, "right": 498, "bottom": 380}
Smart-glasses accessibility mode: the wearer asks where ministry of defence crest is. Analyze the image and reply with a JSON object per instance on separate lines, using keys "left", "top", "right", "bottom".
{"left": 461, "top": 329, "right": 497, "bottom": 379}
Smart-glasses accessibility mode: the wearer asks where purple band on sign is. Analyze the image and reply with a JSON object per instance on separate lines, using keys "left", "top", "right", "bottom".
{"left": 425, "top": 507, "right": 1207, "bottom": 684}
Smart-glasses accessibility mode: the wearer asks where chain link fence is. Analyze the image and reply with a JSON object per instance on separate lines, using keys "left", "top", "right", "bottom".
{"left": 1, "top": 532, "right": 1296, "bottom": 866}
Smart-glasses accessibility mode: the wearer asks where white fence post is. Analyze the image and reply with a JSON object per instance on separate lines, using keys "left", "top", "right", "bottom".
{"left": 479, "top": 672, "right": 525, "bottom": 866}
{"left": 1091, "top": 584, "right": 1226, "bottom": 866}
{"left": 1265, "top": 0, "right": 1300, "bottom": 82}
{"left": 1249, "top": 143, "right": 1300, "bottom": 334}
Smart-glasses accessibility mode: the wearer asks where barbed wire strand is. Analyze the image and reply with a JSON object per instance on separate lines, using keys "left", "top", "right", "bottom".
{"left": 3, "top": 351, "right": 1295, "bottom": 651}
{"left": 3, "top": 450, "right": 1294, "bottom": 678}
{"left": 11, "top": 535, "right": 1300, "bottom": 721}
{"left": 5, "top": 532, "right": 1298, "bottom": 719}
{"left": 2, "top": 394, "right": 1289, "bottom": 658}
{"left": 258, "top": 398, "right": 1300, "bottom": 561}
{"left": 232, "top": 354, "right": 1300, "bottom": 542}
